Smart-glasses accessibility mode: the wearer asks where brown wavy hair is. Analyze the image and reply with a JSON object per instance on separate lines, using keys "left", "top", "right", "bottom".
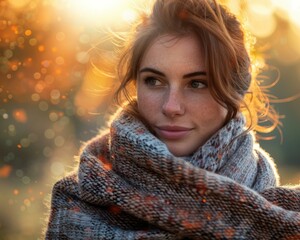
{"left": 114, "top": 0, "right": 280, "bottom": 137}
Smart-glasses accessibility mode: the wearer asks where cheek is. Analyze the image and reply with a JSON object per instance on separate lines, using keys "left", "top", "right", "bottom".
{"left": 137, "top": 87, "right": 160, "bottom": 120}
{"left": 205, "top": 103, "right": 226, "bottom": 117}
{"left": 193, "top": 98, "right": 227, "bottom": 123}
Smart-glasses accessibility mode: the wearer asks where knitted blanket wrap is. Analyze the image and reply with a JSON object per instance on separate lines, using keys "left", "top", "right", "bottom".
{"left": 46, "top": 110, "right": 300, "bottom": 239}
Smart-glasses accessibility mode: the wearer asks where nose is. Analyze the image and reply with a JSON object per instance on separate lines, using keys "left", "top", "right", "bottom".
{"left": 162, "top": 88, "right": 185, "bottom": 118}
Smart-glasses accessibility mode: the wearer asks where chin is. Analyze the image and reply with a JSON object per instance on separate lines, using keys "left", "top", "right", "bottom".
{"left": 167, "top": 146, "right": 192, "bottom": 157}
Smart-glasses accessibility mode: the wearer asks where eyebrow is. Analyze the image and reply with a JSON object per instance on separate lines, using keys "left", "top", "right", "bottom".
{"left": 139, "top": 67, "right": 207, "bottom": 78}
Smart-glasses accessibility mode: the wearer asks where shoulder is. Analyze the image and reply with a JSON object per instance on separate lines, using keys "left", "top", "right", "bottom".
{"left": 253, "top": 145, "right": 280, "bottom": 191}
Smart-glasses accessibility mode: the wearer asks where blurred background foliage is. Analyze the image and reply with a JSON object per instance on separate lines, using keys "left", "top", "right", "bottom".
{"left": 0, "top": 0, "right": 299, "bottom": 239}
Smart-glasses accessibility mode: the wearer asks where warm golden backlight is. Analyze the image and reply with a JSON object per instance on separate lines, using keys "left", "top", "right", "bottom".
{"left": 65, "top": 0, "right": 138, "bottom": 25}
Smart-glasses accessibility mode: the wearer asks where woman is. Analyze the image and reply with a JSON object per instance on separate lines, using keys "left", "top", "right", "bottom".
{"left": 46, "top": 0, "right": 300, "bottom": 239}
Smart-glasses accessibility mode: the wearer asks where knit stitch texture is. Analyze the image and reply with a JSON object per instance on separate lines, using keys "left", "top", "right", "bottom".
{"left": 46, "top": 110, "right": 300, "bottom": 239}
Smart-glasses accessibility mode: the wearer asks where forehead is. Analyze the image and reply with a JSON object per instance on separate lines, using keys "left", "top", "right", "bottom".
{"left": 140, "top": 34, "right": 205, "bottom": 69}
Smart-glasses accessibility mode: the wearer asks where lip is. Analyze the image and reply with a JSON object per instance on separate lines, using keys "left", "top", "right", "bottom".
{"left": 155, "top": 125, "right": 193, "bottom": 140}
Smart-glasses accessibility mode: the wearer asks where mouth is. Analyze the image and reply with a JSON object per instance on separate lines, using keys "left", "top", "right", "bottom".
{"left": 155, "top": 125, "right": 193, "bottom": 140}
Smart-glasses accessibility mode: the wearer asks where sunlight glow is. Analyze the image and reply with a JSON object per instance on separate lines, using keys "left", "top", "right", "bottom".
{"left": 271, "top": 0, "right": 300, "bottom": 27}
{"left": 8, "top": 0, "right": 31, "bottom": 8}
{"left": 122, "top": 9, "right": 138, "bottom": 23}
{"left": 248, "top": 5, "right": 276, "bottom": 38}
{"left": 289, "top": 1, "right": 300, "bottom": 28}
{"left": 227, "top": 0, "right": 242, "bottom": 16}
{"left": 250, "top": 0, "right": 275, "bottom": 15}
{"left": 66, "top": 0, "right": 129, "bottom": 25}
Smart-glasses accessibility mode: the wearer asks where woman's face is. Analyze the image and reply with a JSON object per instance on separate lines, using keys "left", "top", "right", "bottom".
{"left": 137, "top": 34, "right": 228, "bottom": 157}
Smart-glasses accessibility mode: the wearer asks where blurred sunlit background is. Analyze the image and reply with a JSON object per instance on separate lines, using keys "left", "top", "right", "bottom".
{"left": 0, "top": 0, "right": 299, "bottom": 239}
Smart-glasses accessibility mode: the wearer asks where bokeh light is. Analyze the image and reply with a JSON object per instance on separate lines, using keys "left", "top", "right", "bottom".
{"left": 247, "top": 0, "right": 276, "bottom": 38}
{"left": 0, "top": 0, "right": 299, "bottom": 239}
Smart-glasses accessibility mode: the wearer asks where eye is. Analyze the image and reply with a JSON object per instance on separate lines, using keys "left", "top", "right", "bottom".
{"left": 189, "top": 80, "right": 207, "bottom": 89}
{"left": 144, "top": 76, "right": 162, "bottom": 87}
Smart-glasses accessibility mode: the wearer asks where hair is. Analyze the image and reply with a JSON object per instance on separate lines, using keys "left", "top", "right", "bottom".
{"left": 113, "top": 0, "right": 280, "bottom": 138}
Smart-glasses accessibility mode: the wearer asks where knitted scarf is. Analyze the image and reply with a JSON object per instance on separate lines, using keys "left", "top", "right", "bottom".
{"left": 46, "top": 110, "right": 300, "bottom": 239}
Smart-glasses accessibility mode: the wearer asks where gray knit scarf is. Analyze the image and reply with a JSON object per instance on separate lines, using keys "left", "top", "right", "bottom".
{"left": 46, "top": 109, "right": 300, "bottom": 239}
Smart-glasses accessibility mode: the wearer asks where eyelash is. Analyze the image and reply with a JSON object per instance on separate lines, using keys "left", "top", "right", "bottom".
{"left": 188, "top": 80, "right": 207, "bottom": 89}
{"left": 144, "top": 76, "right": 162, "bottom": 86}
{"left": 142, "top": 76, "right": 207, "bottom": 89}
